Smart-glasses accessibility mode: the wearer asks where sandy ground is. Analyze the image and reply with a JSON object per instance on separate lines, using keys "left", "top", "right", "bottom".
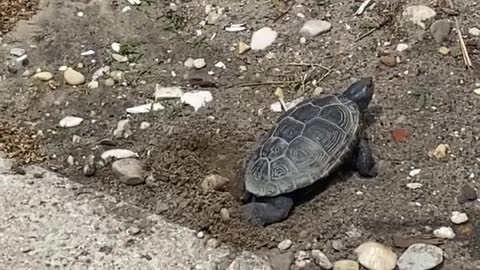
{"left": 1, "top": 0, "right": 480, "bottom": 269}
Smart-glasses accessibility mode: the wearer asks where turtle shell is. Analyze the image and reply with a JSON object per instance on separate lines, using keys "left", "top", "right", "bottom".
{"left": 245, "top": 94, "right": 361, "bottom": 197}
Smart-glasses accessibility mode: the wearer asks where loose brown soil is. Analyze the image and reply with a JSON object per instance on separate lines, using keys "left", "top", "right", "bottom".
{"left": 2, "top": 0, "right": 480, "bottom": 267}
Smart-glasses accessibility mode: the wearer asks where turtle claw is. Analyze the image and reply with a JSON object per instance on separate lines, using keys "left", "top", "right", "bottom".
{"left": 240, "top": 197, "right": 293, "bottom": 226}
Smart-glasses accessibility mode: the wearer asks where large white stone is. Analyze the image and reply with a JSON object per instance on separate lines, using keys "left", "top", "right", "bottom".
{"left": 250, "top": 27, "right": 278, "bottom": 51}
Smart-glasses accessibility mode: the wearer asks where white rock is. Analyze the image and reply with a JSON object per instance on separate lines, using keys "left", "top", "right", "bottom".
{"left": 313, "top": 87, "right": 324, "bottom": 96}
{"left": 270, "top": 97, "right": 305, "bottom": 112}
{"left": 354, "top": 241, "right": 397, "bottom": 270}
{"left": 300, "top": 20, "right": 332, "bottom": 37}
{"left": 126, "top": 103, "right": 165, "bottom": 114}
{"left": 10, "top": 48, "right": 25, "bottom": 56}
{"left": 450, "top": 211, "right": 468, "bottom": 224}
{"left": 201, "top": 174, "right": 230, "bottom": 193}
{"left": 227, "top": 251, "right": 272, "bottom": 270}
{"left": 180, "top": 91, "right": 213, "bottom": 111}
{"left": 433, "top": 226, "right": 455, "bottom": 239}
{"left": 311, "top": 250, "right": 333, "bottom": 269}
{"left": 67, "top": 155, "right": 75, "bottom": 166}
{"left": 215, "top": 61, "right": 226, "bottom": 69}
{"left": 58, "top": 65, "right": 68, "bottom": 71}
{"left": 33, "top": 71, "right": 54, "bottom": 81}
{"left": 403, "top": 5, "right": 437, "bottom": 29}
{"left": 277, "top": 239, "right": 292, "bottom": 251}
{"left": 397, "top": 243, "right": 443, "bottom": 270}
{"left": 64, "top": 68, "right": 85, "bottom": 85}
{"left": 87, "top": 81, "right": 99, "bottom": 89}
{"left": 92, "top": 66, "right": 110, "bottom": 80}
{"left": 250, "top": 27, "right": 278, "bottom": 51}
{"left": 111, "top": 42, "right": 121, "bottom": 52}
{"left": 101, "top": 149, "right": 138, "bottom": 161}
{"left": 72, "top": 135, "right": 81, "bottom": 144}
{"left": 113, "top": 119, "right": 131, "bottom": 139}
{"left": 127, "top": 0, "right": 141, "bottom": 5}
{"left": 112, "top": 53, "right": 128, "bottom": 63}
{"left": 333, "top": 260, "right": 359, "bottom": 270}
{"left": 140, "top": 121, "right": 151, "bottom": 130}
{"left": 122, "top": 6, "right": 131, "bottom": 12}
{"left": 469, "top": 27, "right": 480, "bottom": 37}
{"left": 193, "top": 58, "right": 206, "bottom": 69}
{"left": 110, "top": 70, "right": 125, "bottom": 82}
{"left": 104, "top": 78, "right": 115, "bottom": 87}
{"left": 409, "top": 169, "right": 421, "bottom": 177}
{"left": 396, "top": 43, "right": 409, "bottom": 52}
{"left": 59, "top": 116, "right": 84, "bottom": 128}
{"left": 77, "top": 11, "right": 84, "bottom": 17}
{"left": 406, "top": 183, "right": 423, "bottom": 189}
{"left": 154, "top": 85, "right": 184, "bottom": 100}
{"left": 474, "top": 88, "right": 480, "bottom": 95}
{"left": 112, "top": 158, "right": 145, "bottom": 185}
{"left": 80, "top": 50, "right": 95, "bottom": 56}
{"left": 184, "top": 57, "right": 195, "bottom": 68}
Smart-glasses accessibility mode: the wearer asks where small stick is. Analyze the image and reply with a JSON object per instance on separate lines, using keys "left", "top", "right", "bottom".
{"left": 277, "top": 63, "right": 332, "bottom": 71}
{"left": 355, "top": 0, "right": 373, "bottom": 16}
{"left": 447, "top": 0, "right": 473, "bottom": 68}
{"left": 272, "top": 1, "right": 295, "bottom": 23}
{"left": 225, "top": 80, "right": 300, "bottom": 89}
{"left": 354, "top": 19, "right": 389, "bottom": 42}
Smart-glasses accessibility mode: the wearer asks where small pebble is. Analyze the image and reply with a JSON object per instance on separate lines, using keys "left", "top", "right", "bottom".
{"left": 380, "top": 55, "right": 397, "bottom": 67}
{"left": 140, "top": 122, "right": 151, "bottom": 130}
{"left": 461, "top": 184, "right": 477, "bottom": 201}
{"left": 87, "top": 81, "right": 99, "bottom": 89}
{"left": 469, "top": 27, "right": 480, "bottom": 37}
{"left": 333, "top": 260, "right": 359, "bottom": 270}
{"left": 104, "top": 78, "right": 115, "bottom": 86}
{"left": 406, "top": 183, "right": 423, "bottom": 189}
{"left": 311, "top": 250, "right": 332, "bottom": 269}
{"left": 354, "top": 241, "right": 397, "bottom": 270}
{"left": 474, "top": 88, "right": 480, "bottom": 95}
{"left": 238, "top": 41, "right": 250, "bottom": 54}
{"left": 438, "top": 47, "right": 450, "bottom": 55}
{"left": 33, "top": 71, "right": 54, "bottom": 81}
{"left": 64, "top": 67, "right": 85, "bottom": 85}
{"left": 112, "top": 53, "right": 128, "bottom": 63}
{"left": 201, "top": 174, "right": 230, "bottom": 193}
{"left": 250, "top": 27, "right": 277, "bottom": 51}
{"left": 270, "top": 252, "right": 294, "bottom": 270}
{"left": 59, "top": 116, "right": 83, "bottom": 128}
{"left": 409, "top": 169, "right": 421, "bottom": 177}
{"left": 430, "top": 19, "right": 451, "bottom": 43}
{"left": 432, "top": 144, "right": 449, "bottom": 159}
{"left": 206, "top": 238, "right": 220, "bottom": 249}
{"left": 278, "top": 239, "right": 292, "bottom": 251}
{"left": 300, "top": 20, "right": 332, "bottom": 37}
{"left": 220, "top": 208, "right": 230, "bottom": 221}
{"left": 83, "top": 154, "right": 96, "bottom": 177}
{"left": 112, "top": 158, "right": 145, "bottom": 185}
{"left": 313, "top": 87, "right": 324, "bottom": 96}
{"left": 10, "top": 48, "right": 26, "bottom": 56}
{"left": 110, "top": 70, "right": 125, "bottom": 82}
{"left": 450, "top": 211, "right": 468, "bottom": 224}
{"left": 184, "top": 57, "right": 195, "bottom": 68}
{"left": 396, "top": 43, "right": 409, "bottom": 52}
{"left": 396, "top": 243, "right": 443, "bottom": 270}
{"left": 127, "top": 226, "right": 141, "bottom": 235}
{"left": 193, "top": 58, "right": 206, "bottom": 69}
{"left": 197, "top": 231, "right": 205, "bottom": 239}
{"left": 433, "top": 226, "right": 455, "bottom": 239}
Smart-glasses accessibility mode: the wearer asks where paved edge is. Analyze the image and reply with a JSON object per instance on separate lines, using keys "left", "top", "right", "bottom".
{"left": 0, "top": 157, "right": 239, "bottom": 269}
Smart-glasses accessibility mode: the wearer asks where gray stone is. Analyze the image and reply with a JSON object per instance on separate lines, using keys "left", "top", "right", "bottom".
{"left": 469, "top": 27, "right": 480, "bottom": 37}
{"left": 403, "top": 5, "right": 437, "bottom": 29}
{"left": 430, "top": 19, "right": 451, "bottom": 43}
{"left": 10, "top": 47, "right": 26, "bottom": 56}
{"left": 277, "top": 239, "right": 292, "bottom": 251}
{"left": 311, "top": 250, "right": 332, "bottom": 269}
{"left": 64, "top": 67, "right": 85, "bottom": 85}
{"left": 228, "top": 251, "right": 272, "bottom": 270}
{"left": 112, "top": 158, "right": 145, "bottom": 185}
{"left": 269, "top": 252, "right": 293, "bottom": 270}
{"left": 0, "top": 156, "right": 231, "bottom": 269}
{"left": 250, "top": 27, "right": 278, "bottom": 51}
{"left": 300, "top": 20, "right": 332, "bottom": 37}
{"left": 397, "top": 243, "right": 443, "bottom": 270}
{"left": 333, "top": 260, "right": 359, "bottom": 270}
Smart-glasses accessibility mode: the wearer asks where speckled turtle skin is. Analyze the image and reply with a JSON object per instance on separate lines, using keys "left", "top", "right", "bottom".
{"left": 241, "top": 77, "right": 377, "bottom": 226}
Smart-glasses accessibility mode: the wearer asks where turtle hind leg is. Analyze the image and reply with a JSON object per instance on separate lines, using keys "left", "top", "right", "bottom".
{"left": 353, "top": 136, "right": 377, "bottom": 177}
{"left": 240, "top": 196, "right": 293, "bottom": 226}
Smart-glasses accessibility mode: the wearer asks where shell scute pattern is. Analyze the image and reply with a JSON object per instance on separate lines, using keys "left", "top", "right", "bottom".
{"left": 245, "top": 95, "right": 361, "bottom": 197}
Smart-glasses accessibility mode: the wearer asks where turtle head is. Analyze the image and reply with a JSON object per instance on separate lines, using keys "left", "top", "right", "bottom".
{"left": 342, "top": 77, "right": 374, "bottom": 112}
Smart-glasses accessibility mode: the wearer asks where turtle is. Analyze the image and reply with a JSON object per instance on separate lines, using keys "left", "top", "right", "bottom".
{"left": 240, "top": 77, "right": 377, "bottom": 226}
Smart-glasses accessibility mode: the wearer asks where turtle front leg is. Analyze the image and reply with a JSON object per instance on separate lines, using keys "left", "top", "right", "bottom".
{"left": 240, "top": 196, "right": 293, "bottom": 226}
{"left": 353, "top": 136, "right": 377, "bottom": 177}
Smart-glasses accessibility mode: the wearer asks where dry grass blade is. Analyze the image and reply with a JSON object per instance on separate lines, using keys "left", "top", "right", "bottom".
{"left": 447, "top": 0, "right": 473, "bottom": 68}
{"left": 355, "top": 0, "right": 373, "bottom": 16}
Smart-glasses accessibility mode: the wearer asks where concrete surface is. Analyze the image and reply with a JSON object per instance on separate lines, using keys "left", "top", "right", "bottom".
{"left": 0, "top": 157, "right": 235, "bottom": 269}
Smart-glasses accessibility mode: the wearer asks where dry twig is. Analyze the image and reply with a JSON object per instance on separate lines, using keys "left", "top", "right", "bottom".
{"left": 355, "top": 0, "right": 373, "bottom": 16}
{"left": 446, "top": 0, "right": 473, "bottom": 68}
